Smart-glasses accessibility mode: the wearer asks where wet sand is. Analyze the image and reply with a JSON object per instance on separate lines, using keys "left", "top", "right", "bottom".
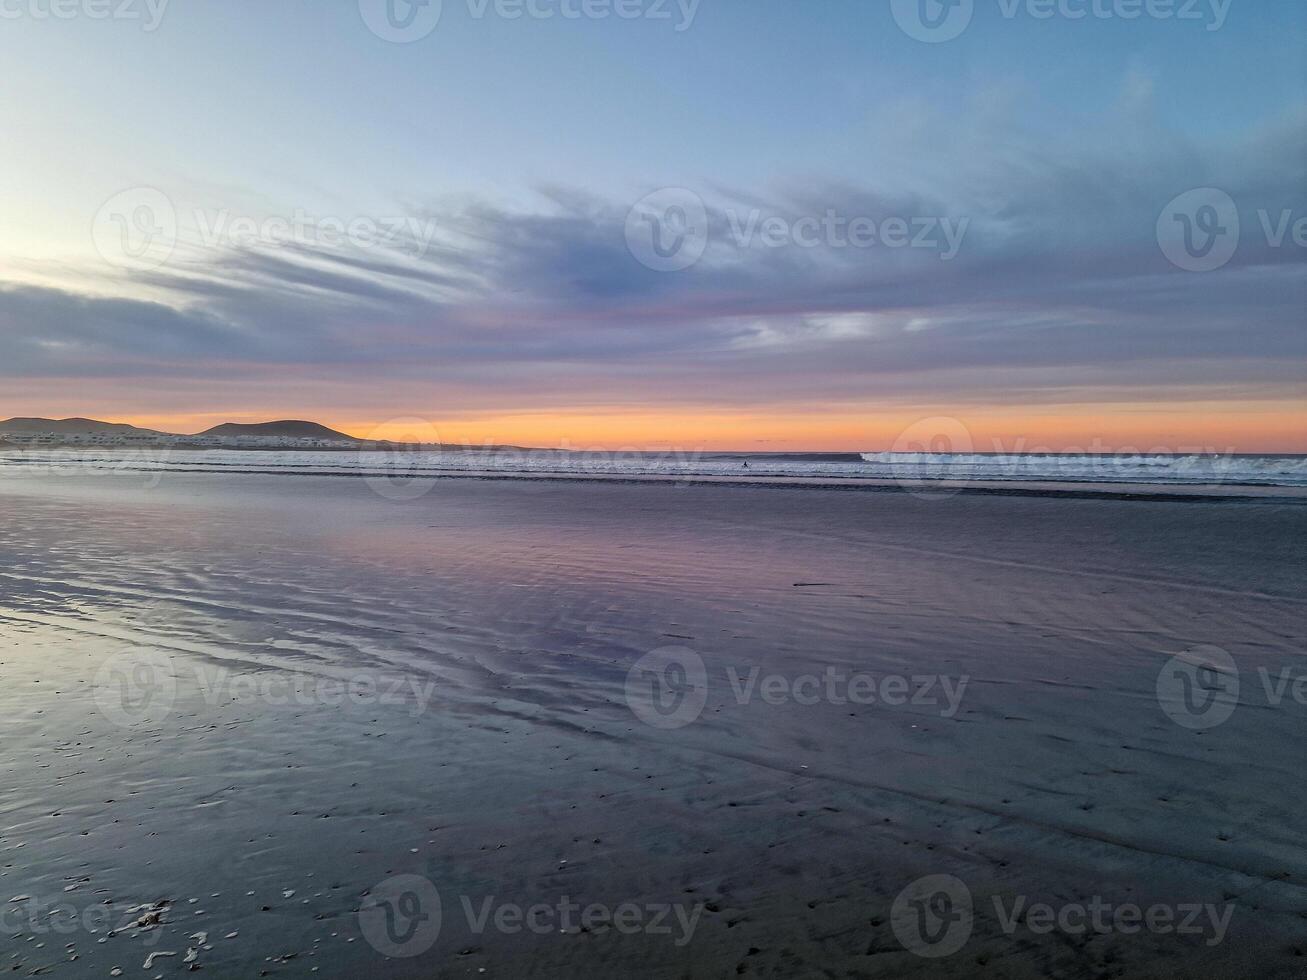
{"left": 1, "top": 472, "right": 1304, "bottom": 977}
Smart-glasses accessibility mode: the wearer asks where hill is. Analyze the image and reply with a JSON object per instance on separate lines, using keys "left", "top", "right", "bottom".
{"left": 0, "top": 417, "right": 166, "bottom": 436}
{"left": 197, "top": 420, "right": 360, "bottom": 442}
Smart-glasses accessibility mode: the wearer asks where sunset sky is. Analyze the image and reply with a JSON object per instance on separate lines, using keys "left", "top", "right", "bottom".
{"left": 0, "top": 0, "right": 1303, "bottom": 451}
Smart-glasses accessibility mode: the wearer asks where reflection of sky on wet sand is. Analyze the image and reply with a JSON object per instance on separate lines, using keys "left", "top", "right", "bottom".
{"left": 5, "top": 471, "right": 1304, "bottom": 778}
{"left": 3, "top": 473, "right": 1307, "bottom": 974}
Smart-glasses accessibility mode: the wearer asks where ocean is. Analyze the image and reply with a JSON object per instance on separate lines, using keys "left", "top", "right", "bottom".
{"left": 3, "top": 447, "right": 1306, "bottom": 487}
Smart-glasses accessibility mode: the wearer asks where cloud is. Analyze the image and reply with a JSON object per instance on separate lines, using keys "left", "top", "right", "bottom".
{"left": 2, "top": 97, "right": 1303, "bottom": 418}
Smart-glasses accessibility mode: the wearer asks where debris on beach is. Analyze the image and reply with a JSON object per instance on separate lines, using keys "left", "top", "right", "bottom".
{"left": 127, "top": 900, "right": 170, "bottom": 931}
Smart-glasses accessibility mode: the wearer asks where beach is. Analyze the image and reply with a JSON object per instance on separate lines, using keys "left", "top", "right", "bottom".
{"left": 2, "top": 469, "right": 1305, "bottom": 978}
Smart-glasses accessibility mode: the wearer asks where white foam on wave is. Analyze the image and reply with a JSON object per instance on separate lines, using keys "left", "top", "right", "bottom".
{"left": 3, "top": 448, "right": 1306, "bottom": 486}
{"left": 857, "top": 452, "right": 1307, "bottom": 486}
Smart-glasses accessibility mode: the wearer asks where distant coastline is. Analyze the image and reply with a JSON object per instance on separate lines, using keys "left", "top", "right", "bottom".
{"left": 0, "top": 416, "right": 530, "bottom": 452}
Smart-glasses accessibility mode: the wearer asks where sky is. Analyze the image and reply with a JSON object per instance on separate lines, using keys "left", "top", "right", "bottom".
{"left": 0, "top": 0, "right": 1303, "bottom": 451}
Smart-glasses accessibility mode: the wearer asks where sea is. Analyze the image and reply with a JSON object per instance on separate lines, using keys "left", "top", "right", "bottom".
{"left": 2, "top": 447, "right": 1306, "bottom": 487}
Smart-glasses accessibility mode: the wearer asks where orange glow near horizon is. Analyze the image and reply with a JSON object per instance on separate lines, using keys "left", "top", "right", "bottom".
{"left": 56, "top": 400, "right": 1307, "bottom": 455}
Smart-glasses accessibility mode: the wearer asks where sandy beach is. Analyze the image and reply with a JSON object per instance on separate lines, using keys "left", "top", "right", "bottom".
{"left": 2, "top": 470, "right": 1305, "bottom": 978}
